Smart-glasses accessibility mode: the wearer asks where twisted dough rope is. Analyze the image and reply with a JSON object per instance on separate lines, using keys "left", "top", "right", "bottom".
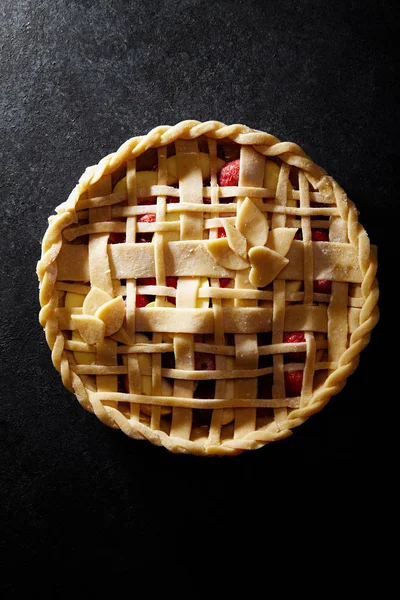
{"left": 37, "top": 120, "right": 379, "bottom": 455}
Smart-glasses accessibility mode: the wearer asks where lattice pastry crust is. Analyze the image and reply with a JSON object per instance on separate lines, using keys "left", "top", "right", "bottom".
{"left": 37, "top": 120, "right": 379, "bottom": 455}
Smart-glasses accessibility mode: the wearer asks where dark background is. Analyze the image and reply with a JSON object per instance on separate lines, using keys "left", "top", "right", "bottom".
{"left": 0, "top": 0, "right": 394, "bottom": 593}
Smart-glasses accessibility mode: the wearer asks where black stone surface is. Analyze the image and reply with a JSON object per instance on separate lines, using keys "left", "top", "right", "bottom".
{"left": 0, "top": 0, "right": 395, "bottom": 592}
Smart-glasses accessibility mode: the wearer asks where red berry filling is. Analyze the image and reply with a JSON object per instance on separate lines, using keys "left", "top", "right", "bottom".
{"left": 310, "top": 230, "right": 332, "bottom": 293}
{"left": 162, "top": 353, "right": 175, "bottom": 369}
{"left": 165, "top": 277, "right": 178, "bottom": 304}
{"left": 137, "top": 277, "right": 157, "bottom": 286}
{"left": 285, "top": 370, "right": 303, "bottom": 397}
{"left": 136, "top": 277, "right": 177, "bottom": 292}
{"left": 217, "top": 144, "right": 241, "bottom": 162}
{"left": 218, "top": 159, "right": 240, "bottom": 187}
{"left": 136, "top": 234, "right": 153, "bottom": 243}
{"left": 195, "top": 353, "right": 216, "bottom": 371}
{"left": 136, "top": 294, "right": 151, "bottom": 307}
{"left": 136, "top": 214, "right": 156, "bottom": 243}
{"left": 283, "top": 331, "right": 306, "bottom": 362}
{"left": 313, "top": 280, "right": 332, "bottom": 294}
{"left": 257, "top": 374, "right": 273, "bottom": 399}
{"left": 217, "top": 227, "right": 226, "bottom": 238}
{"left": 166, "top": 277, "right": 178, "bottom": 288}
{"left": 108, "top": 232, "right": 126, "bottom": 244}
{"left": 193, "top": 383, "right": 216, "bottom": 403}
{"left": 312, "top": 228, "right": 329, "bottom": 242}
{"left": 294, "top": 229, "right": 330, "bottom": 242}
{"left": 219, "top": 278, "right": 232, "bottom": 288}
{"left": 137, "top": 214, "right": 156, "bottom": 223}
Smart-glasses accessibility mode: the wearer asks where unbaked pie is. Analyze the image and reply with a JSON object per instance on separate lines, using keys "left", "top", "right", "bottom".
{"left": 37, "top": 120, "right": 379, "bottom": 455}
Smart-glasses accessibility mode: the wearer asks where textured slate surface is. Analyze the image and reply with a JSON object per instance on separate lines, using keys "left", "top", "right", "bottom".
{"left": 0, "top": 0, "right": 394, "bottom": 591}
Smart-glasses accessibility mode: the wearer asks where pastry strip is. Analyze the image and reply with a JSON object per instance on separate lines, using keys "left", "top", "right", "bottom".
{"left": 57, "top": 241, "right": 363, "bottom": 282}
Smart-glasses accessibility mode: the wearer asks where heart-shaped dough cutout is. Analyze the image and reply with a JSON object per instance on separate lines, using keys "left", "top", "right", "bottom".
{"left": 248, "top": 246, "right": 288, "bottom": 288}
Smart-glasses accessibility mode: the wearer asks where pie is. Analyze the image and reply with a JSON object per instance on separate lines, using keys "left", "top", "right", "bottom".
{"left": 37, "top": 120, "right": 379, "bottom": 455}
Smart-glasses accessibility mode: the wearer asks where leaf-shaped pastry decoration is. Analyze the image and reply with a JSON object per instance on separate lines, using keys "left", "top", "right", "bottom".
{"left": 82, "top": 286, "right": 114, "bottom": 316}
{"left": 266, "top": 228, "right": 298, "bottom": 257}
{"left": 248, "top": 246, "right": 289, "bottom": 288}
{"left": 236, "top": 197, "right": 269, "bottom": 247}
{"left": 71, "top": 314, "right": 105, "bottom": 344}
{"left": 220, "top": 218, "right": 248, "bottom": 260}
{"left": 95, "top": 296, "right": 125, "bottom": 337}
{"left": 206, "top": 238, "right": 249, "bottom": 271}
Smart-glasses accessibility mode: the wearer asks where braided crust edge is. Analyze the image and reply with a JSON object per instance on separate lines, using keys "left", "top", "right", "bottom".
{"left": 37, "top": 120, "right": 379, "bottom": 456}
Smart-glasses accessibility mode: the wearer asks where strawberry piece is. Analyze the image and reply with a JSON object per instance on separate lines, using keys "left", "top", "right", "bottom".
{"left": 217, "top": 227, "right": 226, "bottom": 238}
{"left": 167, "top": 196, "right": 179, "bottom": 203}
{"left": 218, "top": 159, "right": 240, "bottom": 187}
{"left": 294, "top": 229, "right": 329, "bottom": 242}
{"left": 285, "top": 370, "right": 303, "bottom": 397}
{"left": 195, "top": 353, "right": 216, "bottom": 371}
{"left": 166, "top": 277, "right": 178, "bottom": 288}
{"left": 219, "top": 278, "right": 231, "bottom": 288}
{"left": 136, "top": 294, "right": 150, "bottom": 307}
{"left": 139, "top": 198, "right": 155, "bottom": 205}
{"left": 258, "top": 374, "right": 273, "bottom": 399}
{"left": 257, "top": 332, "right": 272, "bottom": 346}
{"left": 192, "top": 408, "right": 212, "bottom": 426}
{"left": 137, "top": 214, "right": 155, "bottom": 243}
{"left": 108, "top": 232, "right": 126, "bottom": 244}
{"left": 137, "top": 213, "right": 156, "bottom": 223}
{"left": 162, "top": 353, "right": 175, "bottom": 369}
{"left": 258, "top": 353, "right": 273, "bottom": 368}
{"left": 217, "top": 144, "right": 241, "bottom": 162}
{"left": 312, "top": 229, "right": 329, "bottom": 242}
{"left": 283, "top": 331, "right": 306, "bottom": 362}
{"left": 136, "top": 234, "right": 153, "bottom": 243}
{"left": 314, "top": 280, "right": 332, "bottom": 294}
{"left": 137, "top": 278, "right": 157, "bottom": 286}
{"left": 193, "top": 384, "right": 216, "bottom": 402}
{"left": 165, "top": 276, "right": 178, "bottom": 303}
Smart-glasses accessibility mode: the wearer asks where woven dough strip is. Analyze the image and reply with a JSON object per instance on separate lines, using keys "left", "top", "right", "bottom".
{"left": 37, "top": 120, "right": 379, "bottom": 455}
